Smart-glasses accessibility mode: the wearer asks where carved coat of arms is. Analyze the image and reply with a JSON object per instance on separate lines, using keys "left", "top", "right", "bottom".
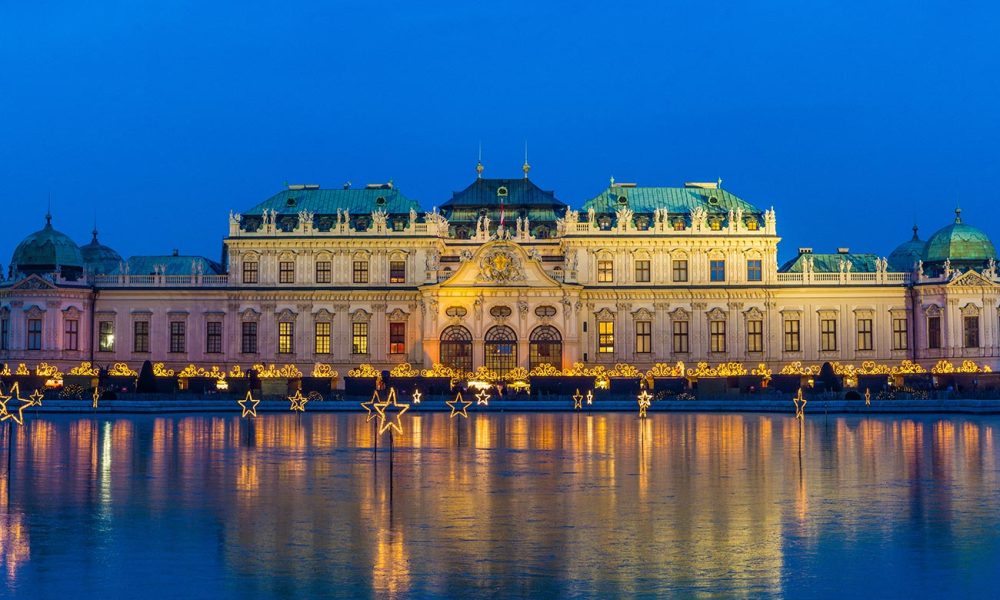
{"left": 478, "top": 247, "right": 525, "bottom": 284}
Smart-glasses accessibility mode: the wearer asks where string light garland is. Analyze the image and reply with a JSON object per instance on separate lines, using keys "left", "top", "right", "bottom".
{"left": 475, "top": 388, "right": 491, "bottom": 406}
{"left": 374, "top": 388, "right": 410, "bottom": 435}
{"left": 637, "top": 390, "right": 652, "bottom": 418}
{"left": 287, "top": 390, "right": 308, "bottom": 412}
{"left": 238, "top": 391, "right": 260, "bottom": 418}
{"left": 446, "top": 391, "right": 472, "bottom": 419}
{"left": 572, "top": 389, "right": 583, "bottom": 410}
{"left": 793, "top": 388, "right": 807, "bottom": 419}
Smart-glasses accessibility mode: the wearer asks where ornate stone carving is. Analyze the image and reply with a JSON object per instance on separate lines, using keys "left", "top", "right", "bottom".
{"left": 477, "top": 246, "right": 525, "bottom": 284}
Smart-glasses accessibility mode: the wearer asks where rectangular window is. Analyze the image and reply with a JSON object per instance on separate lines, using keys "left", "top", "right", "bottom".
{"left": 169, "top": 321, "right": 185, "bottom": 353}
{"left": 672, "top": 259, "right": 688, "bottom": 282}
{"left": 389, "top": 260, "right": 406, "bottom": 284}
{"left": 389, "top": 322, "right": 406, "bottom": 354}
{"left": 927, "top": 316, "right": 941, "bottom": 349}
{"left": 857, "top": 318, "right": 873, "bottom": 351}
{"left": 710, "top": 320, "right": 726, "bottom": 353}
{"left": 314, "top": 322, "right": 330, "bottom": 354}
{"left": 821, "top": 318, "right": 837, "bottom": 352}
{"left": 279, "top": 261, "right": 295, "bottom": 284}
{"left": 65, "top": 319, "right": 79, "bottom": 351}
{"left": 0, "top": 318, "right": 8, "bottom": 351}
{"left": 892, "top": 317, "right": 908, "bottom": 351}
{"left": 133, "top": 321, "right": 150, "bottom": 353}
{"left": 206, "top": 321, "right": 223, "bottom": 354}
{"left": 241, "top": 322, "right": 258, "bottom": 354}
{"left": 635, "top": 320, "right": 651, "bottom": 353}
{"left": 710, "top": 260, "right": 726, "bottom": 282}
{"left": 964, "top": 316, "right": 979, "bottom": 348}
{"left": 278, "top": 322, "right": 294, "bottom": 354}
{"left": 315, "top": 261, "right": 332, "bottom": 284}
{"left": 352, "top": 322, "right": 369, "bottom": 354}
{"left": 598, "top": 321, "right": 614, "bottom": 353}
{"left": 27, "top": 318, "right": 42, "bottom": 351}
{"left": 597, "top": 260, "right": 614, "bottom": 283}
{"left": 99, "top": 321, "right": 115, "bottom": 352}
{"left": 242, "top": 261, "right": 258, "bottom": 284}
{"left": 672, "top": 320, "right": 689, "bottom": 354}
{"left": 353, "top": 260, "right": 369, "bottom": 284}
{"left": 747, "top": 259, "right": 762, "bottom": 282}
{"left": 634, "top": 260, "right": 650, "bottom": 283}
{"left": 747, "top": 319, "right": 763, "bottom": 353}
{"left": 784, "top": 319, "right": 800, "bottom": 352}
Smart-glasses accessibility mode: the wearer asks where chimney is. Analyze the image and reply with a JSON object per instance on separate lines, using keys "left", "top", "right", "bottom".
{"left": 172, "top": 249, "right": 179, "bottom": 257}
{"left": 798, "top": 247, "right": 813, "bottom": 255}
{"left": 837, "top": 247, "right": 850, "bottom": 254}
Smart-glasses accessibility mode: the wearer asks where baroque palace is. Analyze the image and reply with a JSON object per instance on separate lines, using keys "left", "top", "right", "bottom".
{"left": 2, "top": 162, "right": 999, "bottom": 382}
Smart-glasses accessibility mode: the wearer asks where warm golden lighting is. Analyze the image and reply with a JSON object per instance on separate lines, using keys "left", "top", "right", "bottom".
{"left": 238, "top": 391, "right": 260, "bottom": 418}
{"left": 864, "top": 388, "right": 871, "bottom": 407}
{"left": 374, "top": 388, "right": 410, "bottom": 435}
{"left": 69, "top": 361, "right": 100, "bottom": 376}
{"left": 586, "top": 390, "right": 594, "bottom": 405}
{"left": 793, "top": 388, "right": 806, "bottom": 419}
{"left": 572, "top": 389, "right": 583, "bottom": 410}
{"left": 637, "top": 389, "right": 652, "bottom": 418}
{"left": 446, "top": 391, "right": 472, "bottom": 418}
{"left": 361, "top": 391, "right": 381, "bottom": 422}
{"left": 411, "top": 389, "right": 422, "bottom": 404}
{"left": 287, "top": 390, "right": 308, "bottom": 412}
{"left": 108, "top": 362, "right": 137, "bottom": 377}
{"left": 475, "top": 388, "right": 491, "bottom": 406}
{"left": 92, "top": 386, "right": 101, "bottom": 409}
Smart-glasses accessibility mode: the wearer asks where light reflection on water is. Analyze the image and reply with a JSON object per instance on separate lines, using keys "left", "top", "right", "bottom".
{"left": 0, "top": 412, "right": 998, "bottom": 598}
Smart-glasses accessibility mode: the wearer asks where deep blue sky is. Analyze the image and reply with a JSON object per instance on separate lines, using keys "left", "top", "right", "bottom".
{"left": 1, "top": 1, "right": 998, "bottom": 266}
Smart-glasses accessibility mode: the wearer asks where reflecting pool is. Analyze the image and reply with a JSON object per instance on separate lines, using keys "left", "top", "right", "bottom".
{"left": 0, "top": 412, "right": 998, "bottom": 598}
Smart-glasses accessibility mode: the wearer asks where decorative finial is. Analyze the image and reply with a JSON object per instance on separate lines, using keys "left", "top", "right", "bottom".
{"left": 46, "top": 193, "right": 52, "bottom": 226}
{"left": 912, "top": 224, "right": 919, "bottom": 240}
{"left": 717, "top": 177, "right": 723, "bottom": 189}
{"left": 610, "top": 175, "right": 615, "bottom": 186}
{"left": 522, "top": 141, "right": 530, "bottom": 179}
{"left": 477, "top": 143, "right": 484, "bottom": 178}
{"left": 955, "top": 206, "right": 962, "bottom": 224}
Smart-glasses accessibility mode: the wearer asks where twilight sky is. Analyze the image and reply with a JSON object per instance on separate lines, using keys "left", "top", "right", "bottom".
{"left": 1, "top": 1, "right": 998, "bottom": 266}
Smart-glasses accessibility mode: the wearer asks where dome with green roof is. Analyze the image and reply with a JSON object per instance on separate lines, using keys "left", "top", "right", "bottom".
{"left": 80, "top": 228, "right": 123, "bottom": 275}
{"left": 887, "top": 226, "right": 926, "bottom": 272}
{"left": 10, "top": 214, "right": 85, "bottom": 280}
{"left": 923, "top": 209, "right": 996, "bottom": 271}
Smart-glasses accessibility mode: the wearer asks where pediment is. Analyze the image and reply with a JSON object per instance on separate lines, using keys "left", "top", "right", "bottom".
{"left": 948, "top": 269, "right": 996, "bottom": 288}
{"left": 11, "top": 275, "right": 56, "bottom": 290}
{"left": 431, "top": 241, "right": 567, "bottom": 290}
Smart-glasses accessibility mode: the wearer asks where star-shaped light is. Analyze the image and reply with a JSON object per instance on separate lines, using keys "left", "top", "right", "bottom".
{"left": 374, "top": 388, "right": 410, "bottom": 435}
{"left": 411, "top": 389, "right": 422, "bottom": 404}
{"left": 92, "top": 386, "right": 101, "bottom": 409}
{"left": 446, "top": 391, "right": 472, "bottom": 419}
{"left": 361, "top": 390, "right": 381, "bottom": 422}
{"left": 793, "top": 388, "right": 807, "bottom": 419}
{"left": 0, "top": 384, "right": 13, "bottom": 422}
{"left": 572, "top": 389, "right": 583, "bottom": 410}
{"left": 238, "top": 390, "right": 260, "bottom": 418}
{"left": 586, "top": 390, "right": 594, "bottom": 405}
{"left": 637, "top": 389, "right": 652, "bottom": 418}
{"left": 1, "top": 383, "right": 28, "bottom": 425}
{"left": 288, "top": 390, "right": 307, "bottom": 412}
{"left": 28, "top": 389, "right": 44, "bottom": 407}
{"left": 475, "top": 388, "right": 491, "bottom": 406}
{"left": 864, "top": 387, "right": 871, "bottom": 407}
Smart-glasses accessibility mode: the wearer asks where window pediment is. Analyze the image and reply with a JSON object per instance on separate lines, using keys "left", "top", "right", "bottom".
{"left": 351, "top": 308, "right": 372, "bottom": 323}
{"left": 275, "top": 308, "right": 297, "bottom": 322}
{"left": 594, "top": 307, "right": 616, "bottom": 321}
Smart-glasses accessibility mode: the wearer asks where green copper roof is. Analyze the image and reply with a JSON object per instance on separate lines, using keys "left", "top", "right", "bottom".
{"left": 923, "top": 210, "right": 996, "bottom": 263}
{"left": 887, "top": 226, "right": 925, "bottom": 271}
{"left": 80, "top": 229, "right": 123, "bottom": 275}
{"left": 11, "top": 215, "right": 84, "bottom": 272}
{"left": 779, "top": 253, "right": 880, "bottom": 273}
{"left": 582, "top": 185, "right": 762, "bottom": 215}
{"left": 243, "top": 186, "right": 420, "bottom": 216}
{"left": 119, "top": 255, "right": 224, "bottom": 276}
{"left": 440, "top": 178, "right": 566, "bottom": 223}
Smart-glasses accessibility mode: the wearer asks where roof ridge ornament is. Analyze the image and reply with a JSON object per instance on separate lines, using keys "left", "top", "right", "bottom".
{"left": 522, "top": 141, "right": 530, "bottom": 179}
{"left": 955, "top": 206, "right": 962, "bottom": 224}
{"left": 477, "top": 142, "right": 484, "bottom": 178}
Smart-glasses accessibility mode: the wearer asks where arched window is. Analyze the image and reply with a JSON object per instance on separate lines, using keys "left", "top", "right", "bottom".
{"left": 484, "top": 325, "right": 517, "bottom": 376}
{"left": 529, "top": 326, "right": 562, "bottom": 371}
{"left": 440, "top": 325, "right": 473, "bottom": 373}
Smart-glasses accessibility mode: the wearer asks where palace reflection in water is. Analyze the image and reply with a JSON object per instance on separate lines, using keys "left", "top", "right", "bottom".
{"left": 0, "top": 413, "right": 998, "bottom": 598}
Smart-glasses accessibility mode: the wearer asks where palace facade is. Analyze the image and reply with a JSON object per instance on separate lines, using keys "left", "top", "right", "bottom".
{"left": 2, "top": 164, "right": 999, "bottom": 381}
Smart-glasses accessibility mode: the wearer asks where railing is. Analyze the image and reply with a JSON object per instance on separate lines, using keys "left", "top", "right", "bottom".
{"left": 91, "top": 274, "right": 230, "bottom": 288}
{"left": 775, "top": 271, "right": 911, "bottom": 285}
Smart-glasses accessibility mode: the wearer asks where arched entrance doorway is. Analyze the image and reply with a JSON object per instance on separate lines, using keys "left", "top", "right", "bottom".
{"left": 440, "top": 325, "right": 473, "bottom": 373}
{"left": 484, "top": 325, "right": 517, "bottom": 376}
{"left": 529, "top": 325, "right": 562, "bottom": 371}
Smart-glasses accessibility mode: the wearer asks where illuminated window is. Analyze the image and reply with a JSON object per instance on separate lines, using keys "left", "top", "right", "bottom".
{"left": 315, "top": 322, "right": 330, "bottom": 354}
{"left": 65, "top": 319, "right": 79, "bottom": 351}
{"left": 710, "top": 260, "right": 726, "bottom": 282}
{"left": 279, "top": 261, "right": 295, "bottom": 284}
{"left": 635, "top": 320, "right": 651, "bottom": 353}
{"left": 672, "top": 320, "right": 689, "bottom": 353}
{"left": 710, "top": 219, "right": 722, "bottom": 231}
{"left": 634, "top": 260, "right": 650, "bottom": 283}
{"left": 673, "top": 219, "right": 685, "bottom": 231}
{"left": 440, "top": 325, "right": 472, "bottom": 372}
{"left": 893, "top": 317, "right": 908, "bottom": 350}
{"left": 353, "top": 260, "right": 369, "bottom": 284}
{"left": 597, "top": 260, "right": 614, "bottom": 283}
{"left": 134, "top": 321, "right": 149, "bottom": 353}
{"left": 206, "top": 321, "right": 223, "bottom": 354}
{"left": 352, "top": 322, "right": 369, "bottom": 354}
{"left": 99, "top": 321, "right": 115, "bottom": 352}
{"left": 598, "top": 321, "right": 614, "bottom": 353}
{"left": 242, "top": 261, "right": 258, "bottom": 284}
{"left": 27, "top": 318, "right": 41, "bottom": 350}
{"left": 821, "top": 318, "right": 837, "bottom": 352}
{"left": 389, "top": 322, "right": 405, "bottom": 354}
{"left": 747, "top": 319, "right": 763, "bottom": 352}
{"left": 241, "top": 322, "right": 257, "bottom": 354}
{"left": 964, "top": 316, "right": 979, "bottom": 348}
{"left": 389, "top": 260, "right": 406, "bottom": 283}
{"left": 315, "top": 260, "right": 332, "bottom": 284}
{"left": 927, "top": 316, "right": 941, "bottom": 349}
{"left": 747, "top": 259, "right": 762, "bottom": 282}
{"left": 746, "top": 218, "right": 759, "bottom": 231}
{"left": 529, "top": 325, "right": 561, "bottom": 370}
{"left": 672, "top": 260, "right": 688, "bottom": 282}
{"left": 485, "top": 325, "right": 518, "bottom": 376}
{"left": 169, "top": 321, "right": 185, "bottom": 353}
{"left": 278, "top": 322, "right": 294, "bottom": 354}
{"left": 710, "top": 320, "right": 726, "bottom": 353}
{"left": 784, "top": 319, "right": 800, "bottom": 352}
{"left": 856, "top": 318, "right": 873, "bottom": 351}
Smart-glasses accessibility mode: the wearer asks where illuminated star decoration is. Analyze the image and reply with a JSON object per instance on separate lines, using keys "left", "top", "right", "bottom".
{"left": 411, "top": 389, "right": 422, "bottom": 404}
{"left": 0, "top": 384, "right": 13, "bottom": 422}
{"left": 793, "top": 388, "right": 807, "bottom": 419}
{"left": 446, "top": 391, "right": 472, "bottom": 419}
{"left": 374, "top": 388, "right": 410, "bottom": 435}
{"left": 361, "top": 390, "right": 381, "bottom": 422}
{"left": 28, "top": 389, "right": 44, "bottom": 407}
{"left": 0, "top": 383, "right": 29, "bottom": 426}
{"left": 637, "top": 389, "right": 652, "bottom": 418}
{"left": 92, "top": 386, "right": 101, "bottom": 409}
{"left": 864, "top": 387, "right": 871, "bottom": 407}
{"left": 572, "top": 389, "right": 583, "bottom": 410}
{"left": 586, "top": 390, "right": 594, "bottom": 405}
{"left": 238, "top": 390, "right": 260, "bottom": 418}
{"left": 288, "top": 390, "right": 308, "bottom": 412}
{"left": 476, "top": 388, "right": 490, "bottom": 406}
